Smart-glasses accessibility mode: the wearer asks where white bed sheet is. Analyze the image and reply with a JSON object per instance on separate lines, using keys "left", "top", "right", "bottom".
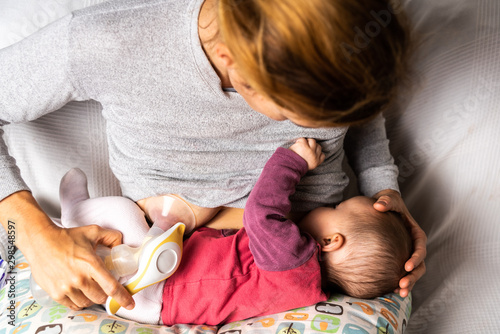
{"left": 385, "top": 0, "right": 500, "bottom": 332}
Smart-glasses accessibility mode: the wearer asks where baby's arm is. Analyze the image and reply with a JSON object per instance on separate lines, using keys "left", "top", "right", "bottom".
{"left": 244, "top": 138, "right": 324, "bottom": 271}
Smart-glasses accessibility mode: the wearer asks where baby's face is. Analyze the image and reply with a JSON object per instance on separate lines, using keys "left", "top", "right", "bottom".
{"left": 298, "top": 196, "right": 376, "bottom": 240}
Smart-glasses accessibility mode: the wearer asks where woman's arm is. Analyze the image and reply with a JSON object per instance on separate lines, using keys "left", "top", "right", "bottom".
{"left": 343, "top": 114, "right": 400, "bottom": 196}
{"left": 0, "top": 191, "right": 135, "bottom": 310}
{"left": 344, "top": 114, "right": 427, "bottom": 296}
{"left": 0, "top": 14, "right": 86, "bottom": 201}
{"left": 0, "top": 15, "right": 126, "bottom": 309}
{"left": 205, "top": 207, "right": 244, "bottom": 230}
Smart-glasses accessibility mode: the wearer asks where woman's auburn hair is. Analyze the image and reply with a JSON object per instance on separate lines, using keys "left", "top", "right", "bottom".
{"left": 217, "top": 0, "right": 411, "bottom": 126}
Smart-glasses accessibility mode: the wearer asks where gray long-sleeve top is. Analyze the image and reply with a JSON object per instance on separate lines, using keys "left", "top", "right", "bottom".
{"left": 0, "top": 0, "right": 398, "bottom": 211}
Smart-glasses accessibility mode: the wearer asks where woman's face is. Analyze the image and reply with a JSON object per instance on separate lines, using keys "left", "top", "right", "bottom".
{"left": 227, "top": 67, "right": 322, "bottom": 128}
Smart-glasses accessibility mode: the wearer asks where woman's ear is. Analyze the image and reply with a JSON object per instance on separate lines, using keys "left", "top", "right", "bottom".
{"left": 215, "top": 42, "right": 234, "bottom": 68}
{"left": 321, "top": 233, "right": 345, "bottom": 253}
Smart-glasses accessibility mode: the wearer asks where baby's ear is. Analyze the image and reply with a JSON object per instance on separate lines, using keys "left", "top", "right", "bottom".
{"left": 60, "top": 168, "right": 90, "bottom": 216}
{"left": 321, "top": 233, "right": 345, "bottom": 253}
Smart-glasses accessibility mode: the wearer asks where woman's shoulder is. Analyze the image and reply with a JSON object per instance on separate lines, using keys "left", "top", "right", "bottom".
{"left": 70, "top": 0, "right": 193, "bottom": 30}
{"left": 73, "top": 0, "right": 189, "bottom": 18}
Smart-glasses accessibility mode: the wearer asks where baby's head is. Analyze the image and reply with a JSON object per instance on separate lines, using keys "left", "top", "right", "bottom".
{"left": 298, "top": 196, "right": 412, "bottom": 299}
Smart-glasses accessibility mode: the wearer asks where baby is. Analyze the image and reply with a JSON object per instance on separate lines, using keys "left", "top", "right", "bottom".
{"left": 56, "top": 138, "right": 411, "bottom": 325}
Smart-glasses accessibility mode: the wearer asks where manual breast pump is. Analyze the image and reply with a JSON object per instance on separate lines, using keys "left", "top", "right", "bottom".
{"left": 30, "top": 194, "right": 195, "bottom": 316}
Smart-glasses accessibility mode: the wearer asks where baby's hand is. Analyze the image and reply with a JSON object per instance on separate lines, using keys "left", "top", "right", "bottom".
{"left": 289, "top": 138, "right": 325, "bottom": 170}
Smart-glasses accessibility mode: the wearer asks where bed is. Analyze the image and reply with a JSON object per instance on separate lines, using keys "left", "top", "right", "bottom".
{"left": 1, "top": 0, "right": 499, "bottom": 332}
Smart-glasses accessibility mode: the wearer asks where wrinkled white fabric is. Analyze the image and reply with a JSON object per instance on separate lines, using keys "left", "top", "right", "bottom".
{"left": 385, "top": 0, "right": 500, "bottom": 332}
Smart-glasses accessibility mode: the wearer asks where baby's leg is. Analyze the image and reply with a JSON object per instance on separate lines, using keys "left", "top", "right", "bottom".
{"left": 59, "top": 169, "right": 163, "bottom": 324}
{"left": 59, "top": 168, "right": 149, "bottom": 246}
{"left": 62, "top": 196, "right": 149, "bottom": 247}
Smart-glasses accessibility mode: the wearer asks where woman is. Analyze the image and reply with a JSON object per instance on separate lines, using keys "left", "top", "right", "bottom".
{"left": 0, "top": 0, "right": 425, "bottom": 312}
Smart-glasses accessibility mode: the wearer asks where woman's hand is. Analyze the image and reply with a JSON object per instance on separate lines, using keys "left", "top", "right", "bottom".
{"left": 1, "top": 190, "right": 135, "bottom": 311}
{"left": 372, "top": 189, "right": 427, "bottom": 298}
{"left": 29, "top": 224, "right": 135, "bottom": 310}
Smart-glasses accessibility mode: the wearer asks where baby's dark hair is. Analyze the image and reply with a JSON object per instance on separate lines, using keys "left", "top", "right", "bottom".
{"left": 322, "top": 210, "right": 412, "bottom": 299}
